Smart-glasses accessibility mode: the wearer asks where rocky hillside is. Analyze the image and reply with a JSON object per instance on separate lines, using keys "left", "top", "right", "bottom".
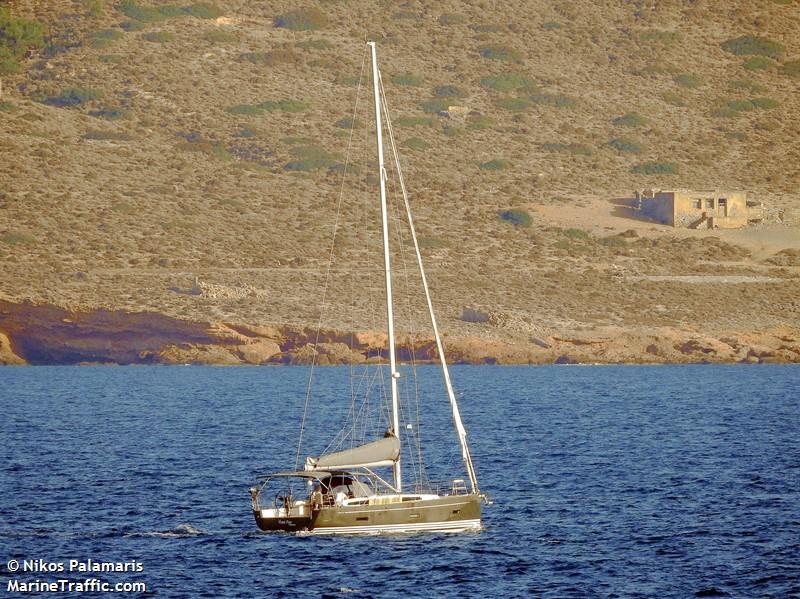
{"left": 1, "top": 1, "right": 799, "bottom": 364}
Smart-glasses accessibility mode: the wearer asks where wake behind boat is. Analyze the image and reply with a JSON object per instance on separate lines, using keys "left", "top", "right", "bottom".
{"left": 249, "top": 42, "right": 486, "bottom": 535}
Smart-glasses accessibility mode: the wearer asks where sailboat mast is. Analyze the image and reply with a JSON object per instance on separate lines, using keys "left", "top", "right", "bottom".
{"left": 368, "top": 41, "right": 402, "bottom": 492}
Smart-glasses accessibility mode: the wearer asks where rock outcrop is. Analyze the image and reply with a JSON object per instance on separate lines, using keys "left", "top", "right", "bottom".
{"left": 0, "top": 300, "right": 798, "bottom": 366}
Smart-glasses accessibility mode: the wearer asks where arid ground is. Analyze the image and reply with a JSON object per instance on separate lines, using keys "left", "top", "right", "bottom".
{"left": 1, "top": 1, "right": 798, "bottom": 364}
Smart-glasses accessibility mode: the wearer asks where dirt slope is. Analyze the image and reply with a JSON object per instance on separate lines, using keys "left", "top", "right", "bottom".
{"left": 1, "top": 1, "right": 799, "bottom": 364}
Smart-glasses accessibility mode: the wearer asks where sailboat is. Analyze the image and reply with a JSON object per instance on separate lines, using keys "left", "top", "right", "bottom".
{"left": 249, "top": 42, "right": 485, "bottom": 535}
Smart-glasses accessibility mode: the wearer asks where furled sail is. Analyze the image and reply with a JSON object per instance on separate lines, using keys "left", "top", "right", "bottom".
{"left": 305, "top": 435, "right": 400, "bottom": 471}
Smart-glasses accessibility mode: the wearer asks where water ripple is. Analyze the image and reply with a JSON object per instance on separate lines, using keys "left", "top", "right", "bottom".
{"left": 0, "top": 365, "right": 798, "bottom": 598}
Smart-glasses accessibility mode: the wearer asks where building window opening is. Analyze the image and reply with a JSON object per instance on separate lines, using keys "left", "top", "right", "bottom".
{"left": 718, "top": 198, "right": 727, "bottom": 216}
{"left": 693, "top": 199, "right": 702, "bottom": 209}
{"left": 704, "top": 198, "right": 715, "bottom": 209}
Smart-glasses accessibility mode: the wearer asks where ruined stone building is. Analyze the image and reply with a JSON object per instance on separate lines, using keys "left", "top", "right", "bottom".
{"left": 640, "top": 190, "right": 749, "bottom": 229}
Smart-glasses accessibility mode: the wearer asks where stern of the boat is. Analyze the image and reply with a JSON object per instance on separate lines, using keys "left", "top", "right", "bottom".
{"left": 250, "top": 486, "right": 314, "bottom": 532}
{"left": 253, "top": 506, "right": 313, "bottom": 532}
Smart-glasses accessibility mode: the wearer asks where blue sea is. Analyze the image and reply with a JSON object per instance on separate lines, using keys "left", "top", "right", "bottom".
{"left": 1, "top": 365, "right": 798, "bottom": 598}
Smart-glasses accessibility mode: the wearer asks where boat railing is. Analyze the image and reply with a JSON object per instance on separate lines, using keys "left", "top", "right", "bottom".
{"left": 451, "top": 479, "right": 468, "bottom": 495}
{"left": 249, "top": 486, "right": 261, "bottom": 511}
{"left": 408, "top": 481, "right": 438, "bottom": 495}
{"left": 407, "top": 479, "right": 470, "bottom": 496}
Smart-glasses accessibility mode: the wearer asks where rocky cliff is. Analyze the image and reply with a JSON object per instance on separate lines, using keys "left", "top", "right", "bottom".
{"left": 2, "top": 300, "right": 797, "bottom": 366}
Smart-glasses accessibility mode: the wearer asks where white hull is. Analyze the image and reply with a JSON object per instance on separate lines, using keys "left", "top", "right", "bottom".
{"left": 300, "top": 518, "right": 482, "bottom": 536}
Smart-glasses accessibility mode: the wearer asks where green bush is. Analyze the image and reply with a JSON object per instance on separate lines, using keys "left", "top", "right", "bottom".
{"left": 721, "top": 36, "right": 784, "bottom": 58}
{"left": 478, "top": 45, "right": 523, "bottom": 63}
{"left": 499, "top": 209, "right": 532, "bottom": 227}
{"left": 263, "top": 99, "right": 307, "bottom": 112}
{"left": 608, "top": 137, "right": 643, "bottom": 154}
{"left": 175, "top": 136, "right": 231, "bottom": 160}
{"left": 295, "top": 39, "right": 331, "bottom": 51}
{"left": 442, "top": 124, "right": 461, "bottom": 138}
{"left": 434, "top": 85, "right": 465, "bottom": 98}
{"left": 495, "top": 96, "right": 531, "bottom": 111}
{"left": 438, "top": 14, "right": 465, "bottom": 25}
{"left": 742, "top": 56, "right": 775, "bottom": 71}
{"left": 47, "top": 87, "right": 102, "bottom": 107}
{"left": 242, "top": 49, "right": 300, "bottom": 66}
{"left": 480, "top": 73, "right": 537, "bottom": 93}
{"left": 710, "top": 107, "right": 739, "bottom": 119}
{"left": 563, "top": 228, "right": 589, "bottom": 239}
{"left": 395, "top": 116, "right": 434, "bottom": 127}
{"left": 204, "top": 30, "right": 236, "bottom": 43}
{"left": 284, "top": 145, "right": 341, "bottom": 172}
{"left": 530, "top": 93, "right": 576, "bottom": 108}
{"left": 613, "top": 112, "right": 647, "bottom": 127}
{"left": 84, "top": 129, "right": 133, "bottom": 141}
{"left": 143, "top": 31, "right": 175, "bottom": 42}
{"left": 227, "top": 104, "right": 262, "bottom": 115}
{"left": 552, "top": 240, "right": 571, "bottom": 251}
{"left": 0, "top": 49, "right": 21, "bottom": 74}
{"left": 183, "top": 3, "right": 224, "bottom": 19}
{"left": 542, "top": 142, "right": 592, "bottom": 156}
{"left": 119, "top": 1, "right": 173, "bottom": 22}
{"left": 728, "top": 99, "right": 756, "bottom": 112}
{"left": 720, "top": 97, "right": 778, "bottom": 115}
{"left": 599, "top": 235, "right": 627, "bottom": 248}
{"left": 274, "top": 8, "right": 328, "bottom": 30}
{"left": 0, "top": 231, "right": 35, "bottom": 245}
{"left": 0, "top": 101, "right": 15, "bottom": 112}
{"left": 402, "top": 137, "right": 428, "bottom": 151}
{"left": 334, "top": 116, "right": 363, "bottom": 129}
{"left": 0, "top": 7, "right": 45, "bottom": 74}
{"left": 421, "top": 98, "right": 450, "bottom": 113}
{"left": 674, "top": 73, "right": 700, "bottom": 88}
{"left": 119, "top": 1, "right": 222, "bottom": 22}
{"left": 632, "top": 161, "right": 677, "bottom": 175}
{"left": 480, "top": 158, "right": 512, "bottom": 170}
{"left": 120, "top": 20, "right": 145, "bottom": 31}
{"left": 542, "top": 21, "right": 562, "bottom": 30}
{"left": 89, "top": 107, "right": 129, "bottom": 120}
{"left": 83, "top": 0, "right": 106, "bottom": 17}
{"left": 466, "top": 114, "right": 495, "bottom": 130}
{"left": 99, "top": 54, "right": 122, "bottom": 63}
{"left": 751, "top": 97, "right": 779, "bottom": 109}
{"left": 470, "top": 23, "right": 503, "bottom": 33}
{"left": 236, "top": 126, "right": 258, "bottom": 138}
{"left": 728, "top": 79, "right": 766, "bottom": 93}
{"left": 754, "top": 120, "right": 779, "bottom": 132}
{"left": 90, "top": 28, "right": 123, "bottom": 49}
{"left": 782, "top": 60, "right": 800, "bottom": 77}
{"left": 392, "top": 73, "right": 422, "bottom": 86}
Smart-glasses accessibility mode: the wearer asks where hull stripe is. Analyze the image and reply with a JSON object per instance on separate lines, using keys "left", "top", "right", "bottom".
{"left": 341, "top": 500, "right": 473, "bottom": 515}
{"left": 301, "top": 519, "right": 482, "bottom": 536}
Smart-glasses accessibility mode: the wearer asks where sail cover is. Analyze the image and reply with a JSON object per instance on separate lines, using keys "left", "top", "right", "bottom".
{"left": 305, "top": 435, "right": 400, "bottom": 471}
